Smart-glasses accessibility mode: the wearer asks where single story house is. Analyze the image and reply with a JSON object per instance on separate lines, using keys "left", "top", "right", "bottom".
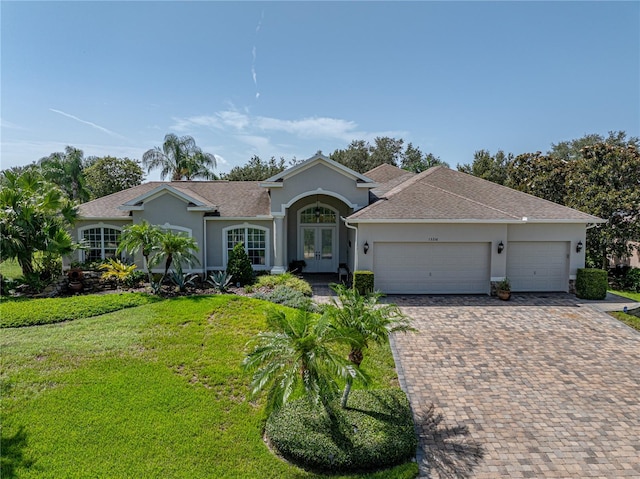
{"left": 67, "top": 153, "right": 604, "bottom": 294}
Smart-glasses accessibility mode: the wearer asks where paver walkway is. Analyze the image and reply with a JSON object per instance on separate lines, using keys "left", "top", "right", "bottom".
{"left": 386, "top": 294, "right": 640, "bottom": 478}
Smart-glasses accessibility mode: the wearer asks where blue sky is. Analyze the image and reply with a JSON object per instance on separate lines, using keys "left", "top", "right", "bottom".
{"left": 2, "top": 1, "right": 638, "bottom": 180}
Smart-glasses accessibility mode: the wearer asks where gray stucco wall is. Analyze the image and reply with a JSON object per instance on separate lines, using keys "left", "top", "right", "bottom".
{"left": 269, "top": 163, "right": 370, "bottom": 214}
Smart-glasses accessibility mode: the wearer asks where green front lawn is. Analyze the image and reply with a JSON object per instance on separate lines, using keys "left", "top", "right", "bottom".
{"left": 609, "top": 290, "right": 640, "bottom": 302}
{"left": 1, "top": 295, "right": 417, "bottom": 478}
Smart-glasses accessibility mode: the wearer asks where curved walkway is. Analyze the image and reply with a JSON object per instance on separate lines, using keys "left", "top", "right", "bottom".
{"left": 387, "top": 293, "right": 640, "bottom": 478}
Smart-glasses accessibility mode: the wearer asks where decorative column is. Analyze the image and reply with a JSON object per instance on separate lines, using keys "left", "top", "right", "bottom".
{"left": 271, "top": 214, "right": 286, "bottom": 274}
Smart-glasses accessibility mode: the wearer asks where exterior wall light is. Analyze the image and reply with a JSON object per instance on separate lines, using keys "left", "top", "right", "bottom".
{"left": 497, "top": 241, "right": 504, "bottom": 254}
{"left": 363, "top": 241, "right": 369, "bottom": 254}
{"left": 576, "top": 240, "right": 583, "bottom": 253}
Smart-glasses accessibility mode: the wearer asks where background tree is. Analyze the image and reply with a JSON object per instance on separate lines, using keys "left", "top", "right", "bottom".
{"left": 330, "top": 140, "right": 372, "bottom": 173}
{"left": 457, "top": 149, "right": 512, "bottom": 185}
{"left": 38, "top": 146, "right": 89, "bottom": 202}
{"left": 142, "top": 133, "right": 217, "bottom": 181}
{"left": 505, "top": 152, "right": 567, "bottom": 205}
{"left": 565, "top": 141, "right": 640, "bottom": 269}
{"left": 221, "top": 155, "right": 287, "bottom": 181}
{"left": 368, "top": 137, "right": 404, "bottom": 168}
{"left": 84, "top": 156, "right": 145, "bottom": 199}
{"left": 401, "top": 142, "right": 449, "bottom": 172}
{"left": 0, "top": 169, "right": 77, "bottom": 277}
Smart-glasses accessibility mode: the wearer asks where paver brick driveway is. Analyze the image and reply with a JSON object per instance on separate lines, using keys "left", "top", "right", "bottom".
{"left": 388, "top": 294, "right": 640, "bottom": 478}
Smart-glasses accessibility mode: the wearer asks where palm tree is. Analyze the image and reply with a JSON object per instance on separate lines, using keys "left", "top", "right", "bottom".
{"left": 142, "top": 133, "right": 217, "bottom": 181}
{"left": 116, "top": 220, "right": 163, "bottom": 284}
{"left": 39, "top": 146, "right": 90, "bottom": 202}
{"left": 243, "top": 308, "right": 362, "bottom": 411}
{"left": 326, "top": 284, "right": 415, "bottom": 408}
{"left": 0, "top": 169, "right": 77, "bottom": 276}
{"left": 150, "top": 230, "right": 200, "bottom": 284}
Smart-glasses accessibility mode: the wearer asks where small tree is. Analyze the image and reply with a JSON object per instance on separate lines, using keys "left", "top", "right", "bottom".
{"left": 150, "top": 231, "right": 200, "bottom": 287}
{"left": 243, "top": 308, "right": 359, "bottom": 411}
{"left": 117, "top": 221, "right": 163, "bottom": 285}
{"left": 226, "top": 242, "right": 255, "bottom": 286}
{"left": 325, "top": 284, "right": 415, "bottom": 408}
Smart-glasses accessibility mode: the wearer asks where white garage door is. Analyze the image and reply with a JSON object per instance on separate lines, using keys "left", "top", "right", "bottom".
{"left": 373, "top": 242, "right": 491, "bottom": 294}
{"left": 506, "top": 242, "right": 569, "bottom": 292}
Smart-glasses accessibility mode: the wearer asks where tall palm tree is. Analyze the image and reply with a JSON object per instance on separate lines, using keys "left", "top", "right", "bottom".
{"left": 39, "top": 146, "right": 90, "bottom": 202}
{"left": 116, "top": 220, "right": 163, "bottom": 284}
{"left": 142, "top": 133, "right": 217, "bottom": 181}
{"left": 326, "top": 284, "right": 415, "bottom": 408}
{"left": 243, "top": 308, "right": 362, "bottom": 411}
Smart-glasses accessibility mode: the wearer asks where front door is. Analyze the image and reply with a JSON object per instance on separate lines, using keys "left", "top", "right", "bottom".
{"left": 301, "top": 226, "right": 336, "bottom": 273}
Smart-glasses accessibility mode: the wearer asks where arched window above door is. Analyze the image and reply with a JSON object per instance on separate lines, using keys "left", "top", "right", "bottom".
{"left": 300, "top": 205, "right": 337, "bottom": 224}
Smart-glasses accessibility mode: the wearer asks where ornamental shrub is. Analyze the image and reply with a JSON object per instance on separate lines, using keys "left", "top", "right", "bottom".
{"left": 226, "top": 242, "right": 255, "bottom": 286}
{"left": 352, "top": 270, "right": 374, "bottom": 295}
{"left": 265, "top": 389, "right": 417, "bottom": 473}
{"left": 253, "top": 285, "right": 318, "bottom": 312}
{"left": 576, "top": 268, "right": 607, "bottom": 300}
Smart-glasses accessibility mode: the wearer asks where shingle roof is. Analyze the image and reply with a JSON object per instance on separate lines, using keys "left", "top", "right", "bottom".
{"left": 78, "top": 181, "right": 270, "bottom": 218}
{"left": 349, "top": 166, "right": 603, "bottom": 222}
{"left": 364, "top": 164, "right": 415, "bottom": 198}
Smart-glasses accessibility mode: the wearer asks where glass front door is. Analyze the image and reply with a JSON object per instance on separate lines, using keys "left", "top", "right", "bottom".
{"left": 301, "top": 226, "right": 336, "bottom": 273}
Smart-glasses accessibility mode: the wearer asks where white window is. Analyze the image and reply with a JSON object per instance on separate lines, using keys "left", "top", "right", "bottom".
{"left": 79, "top": 226, "right": 122, "bottom": 262}
{"left": 225, "top": 226, "right": 268, "bottom": 266}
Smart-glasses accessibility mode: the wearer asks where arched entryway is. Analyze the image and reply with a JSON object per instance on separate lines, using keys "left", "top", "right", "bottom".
{"left": 298, "top": 203, "right": 338, "bottom": 273}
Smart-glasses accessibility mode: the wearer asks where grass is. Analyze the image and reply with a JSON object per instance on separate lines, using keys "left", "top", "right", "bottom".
{"left": 607, "top": 290, "right": 640, "bottom": 331}
{"left": 0, "top": 293, "right": 160, "bottom": 328}
{"left": 610, "top": 311, "right": 640, "bottom": 331}
{"left": 0, "top": 258, "right": 23, "bottom": 279}
{"left": 609, "top": 290, "right": 640, "bottom": 302}
{"left": 0, "top": 295, "right": 418, "bottom": 478}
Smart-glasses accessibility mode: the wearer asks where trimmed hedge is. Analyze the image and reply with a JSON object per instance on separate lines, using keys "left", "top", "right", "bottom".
{"left": 576, "top": 268, "right": 608, "bottom": 300}
{"left": 0, "top": 293, "right": 160, "bottom": 328}
{"left": 353, "top": 270, "right": 375, "bottom": 295}
{"left": 253, "top": 285, "right": 318, "bottom": 312}
{"left": 265, "top": 388, "right": 417, "bottom": 473}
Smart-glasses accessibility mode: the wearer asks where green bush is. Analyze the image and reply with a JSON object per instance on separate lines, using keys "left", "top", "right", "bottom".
{"left": 253, "top": 285, "right": 318, "bottom": 312}
{"left": 576, "top": 268, "right": 608, "bottom": 300}
{"left": 0, "top": 293, "right": 160, "bottom": 328}
{"left": 226, "top": 242, "right": 255, "bottom": 286}
{"left": 265, "top": 388, "right": 417, "bottom": 473}
{"left": 252, "top": 272, "right": 312, "bottom": 296}
{"left": 353, "top": 270, "right": 375, "bottom": 295}
{"left": 621, "top": 268, "right": 640, "bottom": 292}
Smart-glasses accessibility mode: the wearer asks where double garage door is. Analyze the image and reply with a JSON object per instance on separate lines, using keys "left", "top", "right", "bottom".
{"left": 373, "top": 242, "right": 491, "bottom": 294}
{"left": 373, "top": 241, "right": 569, "bottom": 294}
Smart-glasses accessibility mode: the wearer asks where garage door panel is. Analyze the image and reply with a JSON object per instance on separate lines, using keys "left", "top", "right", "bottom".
{"left": 507, "top": 242, "right": 568, "bottom": 292}
{"left": 374, "top": 242, "right": 490, "bottom": 294}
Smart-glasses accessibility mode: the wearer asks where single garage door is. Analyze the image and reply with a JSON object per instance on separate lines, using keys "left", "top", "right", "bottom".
{"left": 373, "top": 242, "right": 491, "bottom": 294}
{"left": 506, "top": 241, "right": 569, "bottom": 292}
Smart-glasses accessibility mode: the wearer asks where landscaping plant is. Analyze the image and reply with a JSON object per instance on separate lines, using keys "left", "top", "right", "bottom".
{"left": 325, "top": 284, "right": 415, "bottom": 408}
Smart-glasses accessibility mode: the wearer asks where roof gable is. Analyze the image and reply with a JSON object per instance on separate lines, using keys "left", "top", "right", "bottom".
{"left": 119, "top": 184, "right": 210, "bottom": 211}
{"left": 261, "top": 152, "right": 375, "bottom": 187}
